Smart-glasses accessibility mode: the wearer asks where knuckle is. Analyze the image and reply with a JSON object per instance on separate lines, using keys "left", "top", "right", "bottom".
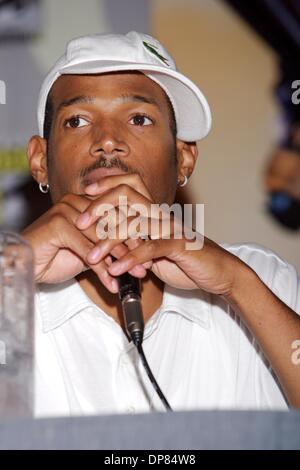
{"left": 145, "top": 239, "right": 156, "bottom": 255}
{"left": 128, "top": 173, "right": 140, "bottom": 184}
{"left": 50, "top": 212, "right": 68, "bottom": 230}
{"left": 53, "top": 201, "right": 69, "bottom": 214}
{"left": 59, "top": 193, "right": 88, "bottom": 211}
{"left": 118, "top": 183, "right": 130, "bottom": 194}
{"left": 127, "top": 252, "right": 140, "bottom": 265}
{"left": 59, "top": 193, "right": 74, "bottom": 205}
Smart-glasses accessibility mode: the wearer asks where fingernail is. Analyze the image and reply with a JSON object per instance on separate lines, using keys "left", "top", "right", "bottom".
{"left": 87, "top": 246, "right": 102, "bottom": 262}
{"left": 109, "top": 261, "right": 123, "bottom": 275}
{"left": 76, "top": 212, "right": 90, "bottom": 228}
{"left": 111, "top": 279, "right": 119, "bottom": 292}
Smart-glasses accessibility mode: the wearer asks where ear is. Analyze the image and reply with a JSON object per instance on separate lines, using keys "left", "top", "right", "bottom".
{"left": 27, "top": 135, "right": 48, "bottom": 184}
{"left": 176, "top": 139, "right": 198, "bottom": 183}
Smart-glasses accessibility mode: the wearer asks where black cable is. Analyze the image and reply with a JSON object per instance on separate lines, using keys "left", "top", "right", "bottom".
{"left": 135, "top": 341, "right": 173, "bottom": 412}
{"left": 113, "top": 256, "right": 172, "bottom": 411}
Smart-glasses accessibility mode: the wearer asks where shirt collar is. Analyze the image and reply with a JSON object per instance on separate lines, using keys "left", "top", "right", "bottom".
{"left": 160, "top": 284, "right": 211, "bottom": 329}
{"left": 37, "top": 278, "right": 211, "bottom": 333}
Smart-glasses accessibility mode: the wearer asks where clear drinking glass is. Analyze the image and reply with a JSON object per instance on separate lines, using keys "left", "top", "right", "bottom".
{"left": 0, "top": 232, "right": 34, "bottom": 418}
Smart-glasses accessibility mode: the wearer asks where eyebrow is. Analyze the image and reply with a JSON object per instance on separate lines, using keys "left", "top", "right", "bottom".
{"left": 56, "top": 93, "right": 160, "bottom": 114}
{"left": 56, "top": 95, "right": 94, "bottom": 113}
{"left": 120, "top": 93, "right": 159, "bottom": 107}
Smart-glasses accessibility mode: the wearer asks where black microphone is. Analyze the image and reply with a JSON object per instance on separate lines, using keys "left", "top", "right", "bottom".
{"left": 114, "top": 265, "right": 144, "bottom": 346}
{"left": 112, "top": 257, "right": 172, "bottom": 411}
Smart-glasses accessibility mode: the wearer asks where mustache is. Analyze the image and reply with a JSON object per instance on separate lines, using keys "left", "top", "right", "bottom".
{"left": 80, "top": 155, "right": 137, "bottom": 180}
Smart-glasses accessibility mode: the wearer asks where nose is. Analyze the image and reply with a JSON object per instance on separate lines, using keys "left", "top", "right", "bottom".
{"left": 89, "top": 124, "right": 130, "bottom": 159}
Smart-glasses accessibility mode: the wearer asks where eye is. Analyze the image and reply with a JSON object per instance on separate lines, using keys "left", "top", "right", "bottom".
{"left": 64, "top": 116, "right": 89, "bottom": 128}
{"left": 129, "top": 114, "right": 153, "bottom": 126}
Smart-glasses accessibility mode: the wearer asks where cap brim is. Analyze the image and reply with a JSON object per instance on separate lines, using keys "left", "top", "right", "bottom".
{"left": 60, "top": 60, "right": 211, "bottom": 141}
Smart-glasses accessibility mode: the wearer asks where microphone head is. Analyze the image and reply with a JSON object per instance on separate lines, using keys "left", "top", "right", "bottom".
{"left": 117, "top": 271, "right": 141, "bottom": 301}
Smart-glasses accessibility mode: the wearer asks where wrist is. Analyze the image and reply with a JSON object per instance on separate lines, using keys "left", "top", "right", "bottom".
{"left": 223, "top": 258, "right": 259, "bottom": 307}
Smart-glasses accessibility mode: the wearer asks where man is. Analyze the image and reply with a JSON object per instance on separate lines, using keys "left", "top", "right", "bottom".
{"left": 22, "top": 31, "right": 300, "bottom": 417}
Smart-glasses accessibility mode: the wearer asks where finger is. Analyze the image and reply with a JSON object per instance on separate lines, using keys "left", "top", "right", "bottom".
{"left": 88, "top": 239, "right": 147, "bottom": 278}
{"left": 58, "top": 193, "right": 93, "bottom": 213}
{"left": 104, "top": 254, "right": 113, "bottom": 266}
{"left": 110, "top": 243, "right": 147, "bottom": 278}
{"left": 125, "top": 238, "right": 153, "bottom": 270}
{"left": 87, "top": 216, "right": 138, "bottom": 264}
{"left": 89, "top": 261, "right": 119, "bottom": 293}
{"left": 107, "top": 238, "right": 176, "bottom": 276}
{"left": 84, "top": 173, "right": 152, "bottom": 200}
{"left": 94, "top": 206, "right": 127, "bottom": 240}
{"left": 55, "top": 199, "right": 103, "bottom": 245}
{"left": 88, "top": 214, "right": 156, "bottom": 270}
{"left": 76, "top": 185, "right": 152, "bottom": 229}
{"left": 56, "top": 219, "right": 119, "bottom": 292}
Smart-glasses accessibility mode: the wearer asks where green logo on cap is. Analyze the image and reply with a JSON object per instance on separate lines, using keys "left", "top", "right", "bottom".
{"left": 143, "top": 41, "right": 169, "bottom": 66}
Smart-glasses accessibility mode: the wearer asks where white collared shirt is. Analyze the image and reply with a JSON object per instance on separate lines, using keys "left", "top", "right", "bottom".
{"left": 34, "top": 243, "right": 300, "bottom": 417}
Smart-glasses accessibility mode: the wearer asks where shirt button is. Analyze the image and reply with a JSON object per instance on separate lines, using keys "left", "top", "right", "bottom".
{"left": 126, "top": 406, "right": 136, "bottom": 414}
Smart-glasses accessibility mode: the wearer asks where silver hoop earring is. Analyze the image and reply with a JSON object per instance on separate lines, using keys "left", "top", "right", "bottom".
{"left": 178, "top": 175, "right": 188, "bottom": 187}
{"left": 39, "top": 183, "right": 49, "bottom": 194}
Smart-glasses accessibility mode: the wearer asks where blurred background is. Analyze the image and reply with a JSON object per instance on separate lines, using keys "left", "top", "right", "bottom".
{"left": 0, "top": 0, "right": 299, "bottom": 269}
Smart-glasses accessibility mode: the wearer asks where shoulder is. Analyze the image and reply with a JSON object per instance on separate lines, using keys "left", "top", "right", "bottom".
{"left": 220, "top": 242, "right": 300, "bottom": 312}
{"left": 221, "top": 242, "right": 289, "bottom": 273}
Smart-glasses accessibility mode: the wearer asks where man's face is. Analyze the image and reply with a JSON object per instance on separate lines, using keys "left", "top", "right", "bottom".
{"left": 46, "top": 72, "right": 179, "bottom": 205}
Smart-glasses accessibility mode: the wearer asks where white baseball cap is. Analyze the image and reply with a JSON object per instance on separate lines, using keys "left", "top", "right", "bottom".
{"left": 37, "top": 31, "right": 212, "bottom": 141}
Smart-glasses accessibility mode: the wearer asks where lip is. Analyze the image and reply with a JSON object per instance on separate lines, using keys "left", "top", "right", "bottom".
{"left": 83, "top": 168, "right": 128, "bottom": 186}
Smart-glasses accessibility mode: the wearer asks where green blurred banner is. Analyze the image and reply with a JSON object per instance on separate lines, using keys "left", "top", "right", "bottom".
{"left": 0, "top": 148, "right": 29, "bottom": 173}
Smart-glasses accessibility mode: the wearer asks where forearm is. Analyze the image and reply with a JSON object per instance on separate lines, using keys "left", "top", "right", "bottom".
{"left": 225, "top": 263, "right": 300, "bottom": 408}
